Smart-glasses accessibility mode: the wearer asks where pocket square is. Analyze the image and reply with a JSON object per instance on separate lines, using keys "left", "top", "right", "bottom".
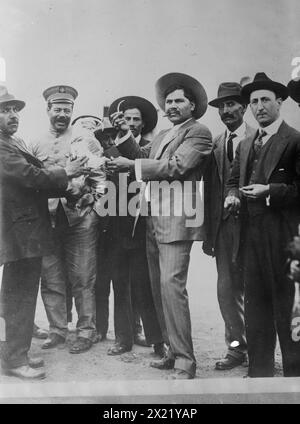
{"left": 278, "top": 168, "right": 285, "bottom": 171}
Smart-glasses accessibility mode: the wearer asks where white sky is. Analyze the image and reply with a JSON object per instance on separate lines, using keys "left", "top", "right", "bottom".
{"left": 1, "top": 0, "right": 300, "bottom": 140}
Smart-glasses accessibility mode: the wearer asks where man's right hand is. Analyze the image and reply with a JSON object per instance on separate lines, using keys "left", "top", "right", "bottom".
{"left": 110, "top": 111, "right": 130, "bottom": 136}
{"left": 65, "top": 156, "right": 90, "bottom": 178}
{"left": 224, "top": 195, "right": 241, "bottom": 215}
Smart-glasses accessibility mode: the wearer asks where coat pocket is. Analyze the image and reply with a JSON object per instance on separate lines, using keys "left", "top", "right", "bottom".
{"left": 11, "top": 206, "right": 39, "bottom": 222}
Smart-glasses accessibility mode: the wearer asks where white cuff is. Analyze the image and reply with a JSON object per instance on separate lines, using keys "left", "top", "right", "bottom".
{"left": 115, "top": 130, "right": 132, "bottom": 146}
{"left": 135, "top": 159, "right": 143, "bottom": 182}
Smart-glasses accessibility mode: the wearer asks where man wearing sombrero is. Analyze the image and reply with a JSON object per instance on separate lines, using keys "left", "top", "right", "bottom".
{"left": 108, "top": 73, "right": 212, "bottom": 379}
{"left": 95, "top": 96, "right": 165, "bottom": 357}
{"left": 204, "top": 82, "right": 256, "bottom": 371}
{"left": 0, "top": 86, "right": 88, "bottom": 379}
{"left": 225, "top": 72, "right": 300, "bottom": 377}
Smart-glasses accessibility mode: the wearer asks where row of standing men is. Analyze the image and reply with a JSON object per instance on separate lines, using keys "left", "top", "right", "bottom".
{"left": 1, "top": 72, "right": 300, "bottom": 380}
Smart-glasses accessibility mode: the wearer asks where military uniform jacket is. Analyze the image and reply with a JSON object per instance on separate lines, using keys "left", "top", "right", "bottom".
{"left": 0, "top": 133, "right": 68, "bottom": 265}
{"left": 30, "top": 127, "right": 93, "bottom": 227}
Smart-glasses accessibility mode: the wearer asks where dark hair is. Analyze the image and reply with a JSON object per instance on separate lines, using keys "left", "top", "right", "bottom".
{"left": 164, "top": 84, "right": 196, "bottom": 104}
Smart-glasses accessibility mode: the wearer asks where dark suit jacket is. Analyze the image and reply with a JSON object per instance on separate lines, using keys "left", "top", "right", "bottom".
{"left": 104, "top": 136, "right": 150, "bottom": 250}
{"left": 0, "top": 134, "right": 68, "bottom": 265}
{"left": 226, "top": 121, "right": 300, "bottom": 236}
{"left": 204, "top": 123, "right": 256, "bottom": 256}
{"left": 117, "top": 118, "right": 212, "bottom": 243}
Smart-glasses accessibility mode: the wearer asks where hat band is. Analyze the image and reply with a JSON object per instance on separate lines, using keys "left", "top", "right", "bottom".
{"left": 48, "top": 98, "right": 74, "bottom": 104}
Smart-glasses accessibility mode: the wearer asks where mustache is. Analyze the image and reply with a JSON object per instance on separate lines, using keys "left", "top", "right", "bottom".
{"left": 221, "top": 113, "right": 235, "bottom": 120}
{"left": 8, "top": 119, "right": 18, "bottom": 124}
{"left": 55, "top": 117, "right": 69, "bottom": 123}
{"left": 163, "top": 109, "right": 180, "bottom": 117}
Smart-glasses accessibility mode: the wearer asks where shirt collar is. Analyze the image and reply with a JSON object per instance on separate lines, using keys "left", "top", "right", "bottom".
{"left": 260, "top": 117, "right": 283, "bottom": 136}
{"left": 226, "top": 121, "right": 246, "bottom": 139}
{"left": 135, "top": 134, "right": 142, "bottom": 144}
{"left": 49, "top": 126, "right": 72, "bottom": 138}
{"left": 173, "top": 117, "right": 193, "bottom": 130}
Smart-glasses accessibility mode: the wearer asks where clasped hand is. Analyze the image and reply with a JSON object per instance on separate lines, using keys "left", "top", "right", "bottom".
{"left": 106, "top": 156, "right": 134, "bottom": 172}
{"left": 239, "top": 184, "right": 270, "bottom": 199}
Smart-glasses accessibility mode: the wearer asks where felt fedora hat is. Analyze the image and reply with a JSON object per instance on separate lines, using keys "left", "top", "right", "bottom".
{"left": 241, "top": 72, "right": 289, "bottom": 102}
{"left": 209, "top": 82, "right": 247, "bottom": 107}
{"left": 108, "top": 96, "right": 158, "bottom": 135}
{"left": 155, "top": 72, "right": 207, "bottom": 119}
{"left": 287, "top": 78, "right": 300, "bottom": 103}
{"left": 0, "top": 86, "right": 25, "bottom": 111}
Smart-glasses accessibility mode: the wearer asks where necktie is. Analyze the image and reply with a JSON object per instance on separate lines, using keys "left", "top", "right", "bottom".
{"left": 227, "top": 133, "right": 237, "bottom": 162}
{"left": 254, "top": 130, "right": 267, "bottom": 154}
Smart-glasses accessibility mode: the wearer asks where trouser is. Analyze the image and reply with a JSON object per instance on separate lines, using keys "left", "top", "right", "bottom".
{"left": 66, "top": 280, "right": 73, "bottom": 323}
{"left": 41, "top": 208, "right": 100, "bottom": 340}
{"left": 215, "top": 216, "right": 246, "bottom": 358}
{"left": 96, "top": 259, "right": 144, "bottom": 338}
{"left": 95, "top": 227, "right": 163, "bottom": 347}
{"left": 0, "top": 257, "right": 42, "bottom": 369}
{"left": 146, "top": 217, "right": 196, "bottom": 377}
{"left": 244, "top": 211, "right": 300, "bottom": 377}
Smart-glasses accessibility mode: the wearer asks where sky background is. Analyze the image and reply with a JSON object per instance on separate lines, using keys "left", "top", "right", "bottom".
{"left": 1, "top": 0, "right": 300, "bottom": 140}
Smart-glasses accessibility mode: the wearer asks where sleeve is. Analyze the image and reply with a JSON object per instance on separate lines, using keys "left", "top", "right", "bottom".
{"left": 117, "top": 133, "right": 152, "bottom": 159}
{"left": 140, "top": 125, "right": 212, "bottom": 181}
{"left": 268, "top": 137, "right": 300, "bottom": 206}
{"left": 0, "top": 144, "right": 68, "bottom": 191}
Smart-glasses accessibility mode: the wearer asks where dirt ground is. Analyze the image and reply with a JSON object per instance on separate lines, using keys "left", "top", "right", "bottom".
{"left": 0, "top": 243, "right": 282, "bottom": 384}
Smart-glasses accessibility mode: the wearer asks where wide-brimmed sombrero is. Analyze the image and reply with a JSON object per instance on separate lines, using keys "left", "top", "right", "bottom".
{"left": 108, "top": 96, "right": 158, "bottom": 134}
{"left": 155, "top": 72, "right": 207, "bottom": 119}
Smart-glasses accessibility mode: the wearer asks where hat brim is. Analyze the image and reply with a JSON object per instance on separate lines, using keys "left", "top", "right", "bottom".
{"left": 155, "top": 72, "right": 207, "bottom": 119}
{"left": 208, "top": 95, "right": 248, "bottom": 108}
{"left": 0, "top": 99, "right": 25, "bottom": 111}
{"left": 72, "top": 115, "right": 102, "bottom": 126}
{"left": 241, "top": 80, "right": 289, "bottom": 101}
{"left": 288, "top": 79, "right": 300, "bottom": 103}
{"left": 108, "top": 96, "right": 158, "bottom": 134}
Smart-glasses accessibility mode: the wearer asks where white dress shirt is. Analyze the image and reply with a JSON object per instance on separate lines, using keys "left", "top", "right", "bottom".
{"left": 225, "top": 121, "right": 247, "bottom": 159}
{"left": 258, "top": 117, "right": 283, "bottom": 145}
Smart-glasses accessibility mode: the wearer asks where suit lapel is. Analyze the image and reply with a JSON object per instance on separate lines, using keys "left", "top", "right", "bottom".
{"left": 240, "top": 130, "right": 258, "bottom": 185}
{"left": 153, "top": 129, "right": 177, "bottom": 160}
{"left": 1, "top": 135, "right": 43, "bottom": 167}
{"left": 149, "top": 131, "right": 167, "bottom": 159}
{"left": 213, "top": 133, "right": 225, "bottom": 182}
{"left": 153, "top": 118, "right": 196, "bottom": 160}
{"left": 140, "top": 136, "right": 150, "bottom": 147}
{"left": 263, "top": 122, "right": 289, "bottom": 181}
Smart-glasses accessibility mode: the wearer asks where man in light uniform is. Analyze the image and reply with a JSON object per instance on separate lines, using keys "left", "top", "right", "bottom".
{"left": 30, "top": 85, "right": 100, "bottom": 354}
